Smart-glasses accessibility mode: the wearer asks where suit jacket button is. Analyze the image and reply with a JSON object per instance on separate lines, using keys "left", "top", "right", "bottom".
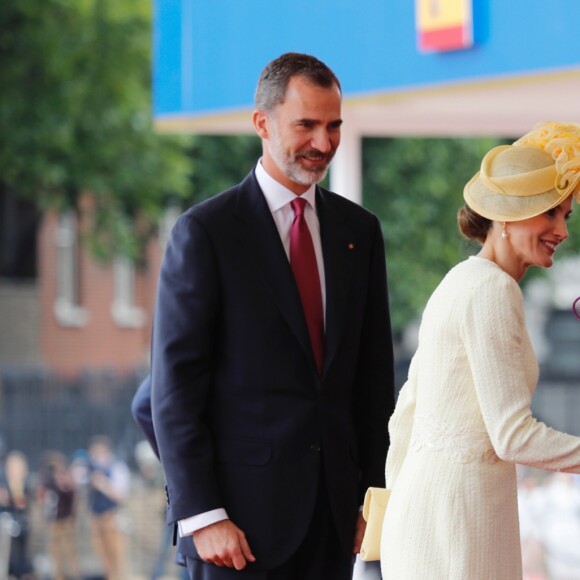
{"left": 310, "top": 444, "right": 321, "bottom": 453}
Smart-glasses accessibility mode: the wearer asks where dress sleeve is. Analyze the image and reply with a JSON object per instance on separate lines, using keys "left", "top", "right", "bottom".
{"left": 385, "top": 354, "right": 418, "bottom": 489}
{"left": 462, "top": 273, "right": 580, "bottom": 473}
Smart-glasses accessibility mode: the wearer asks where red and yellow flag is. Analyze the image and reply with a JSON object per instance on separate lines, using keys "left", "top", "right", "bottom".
{"left": 416, "top": 0, "right": 473, "bottom": 53}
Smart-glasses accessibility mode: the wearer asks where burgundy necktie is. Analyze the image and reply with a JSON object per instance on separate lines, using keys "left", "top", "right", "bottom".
{"left": 290, "top": 197, "right": 325, "bottom": 376}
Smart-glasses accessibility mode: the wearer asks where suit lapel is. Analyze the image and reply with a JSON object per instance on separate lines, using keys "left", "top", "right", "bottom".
{"left": 232, "top": 173, "right": 356, "bottom": 380}
{"left": 317, "top": 188, "right": 355, "bottom": 377}
{"left": 233, "top": 173, "right": 316, "bottom": 369}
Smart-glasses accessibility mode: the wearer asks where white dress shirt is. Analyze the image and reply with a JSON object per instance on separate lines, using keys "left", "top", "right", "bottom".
{"left": 255, "top": 159, "right": 326, "bottom": 320}
{"left": 178, "top": 160, "right": 326, "bottom": 538}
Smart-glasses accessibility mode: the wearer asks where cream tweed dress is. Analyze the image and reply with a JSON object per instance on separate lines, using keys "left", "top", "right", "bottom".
{"left": 381, "top": 256, "right": 580, "bottom": 580}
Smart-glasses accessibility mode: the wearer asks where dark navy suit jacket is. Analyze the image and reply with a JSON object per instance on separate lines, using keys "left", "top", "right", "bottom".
{"left": 131, "top": 376, "right": 158, "bottom": 458}
{"left": 150, "top": 171, "right": 395, "bottom": 569}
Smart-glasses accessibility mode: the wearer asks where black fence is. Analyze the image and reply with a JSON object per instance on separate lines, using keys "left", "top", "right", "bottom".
{"left": 0, "top": 366, "right": 146, "bottom": 471}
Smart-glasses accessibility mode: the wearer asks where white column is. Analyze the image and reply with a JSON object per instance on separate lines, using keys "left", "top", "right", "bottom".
{"left": 330, "top": 124, "right": 362, "bottom": 205}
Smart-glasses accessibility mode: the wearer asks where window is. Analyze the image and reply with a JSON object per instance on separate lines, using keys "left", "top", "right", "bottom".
{"left": 54, "top": 210, "right": 88, "bottom": 327}
{"left": 159, "top": 205, "right": 181, "bottom": 249}
{"left": 111, "top": 256, "right": 146, "bottom": 328}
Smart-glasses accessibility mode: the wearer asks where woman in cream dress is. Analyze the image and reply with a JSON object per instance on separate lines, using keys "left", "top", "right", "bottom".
{"left": 380, "top": 122, "right": 580, "bottom": 580}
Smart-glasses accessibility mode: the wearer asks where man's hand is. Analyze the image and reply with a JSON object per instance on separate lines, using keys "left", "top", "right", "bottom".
{"left": 193, "top": 520, "right": 256, "bottom": 570}
{"left": 353, "top": 511, "right": 366, "bottom": 554}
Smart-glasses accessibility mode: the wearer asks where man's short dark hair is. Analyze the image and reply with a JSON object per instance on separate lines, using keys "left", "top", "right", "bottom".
{"left": 254, "top": 52, "right": 341, "bottom": 112}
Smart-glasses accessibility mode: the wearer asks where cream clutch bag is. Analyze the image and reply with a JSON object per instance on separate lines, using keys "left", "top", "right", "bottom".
{"left": 360, "top": 487, "right": 391, "bottom": 561}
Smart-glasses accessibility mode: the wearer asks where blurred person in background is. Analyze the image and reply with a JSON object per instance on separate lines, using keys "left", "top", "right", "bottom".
{"left": 0, "top": 450, "right": 36, "bottom": 579}
{"left": 87, "top": 435, "right": 130, "bottom": 580}
{"left": 70, "top": 448, "right": 90, "bottom": 488}
{"left": 38, "top": 450, "right": 80, "bottom": 580}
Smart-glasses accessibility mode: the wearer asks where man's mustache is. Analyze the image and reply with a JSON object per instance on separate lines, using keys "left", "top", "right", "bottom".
{"left": 296, "top": 150, "right": 334, "bottom": 162}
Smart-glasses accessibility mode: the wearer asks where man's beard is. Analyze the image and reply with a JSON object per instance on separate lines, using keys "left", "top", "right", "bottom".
{"left": 268, "top": 128, "right": 335, "bottom": 187}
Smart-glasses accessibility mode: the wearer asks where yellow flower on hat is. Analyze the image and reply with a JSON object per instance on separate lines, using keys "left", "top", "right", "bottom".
{"left": 514, "top": 121, "right": 580, "bottom": 200}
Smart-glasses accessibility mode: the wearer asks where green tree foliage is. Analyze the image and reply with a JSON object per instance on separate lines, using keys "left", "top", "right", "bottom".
{"left": 187, "top": 134, "right": 262, "bottom": 206}
{"left": 178, "top": 134, "right": 580, "bottom": 334}
{"left": 363, "top": 137, "right": 580, "bottom": 334}
{"left": 0, "top": 0, "right": 191, "bottom": 262}
{"left": 364, "top": 137, "right": 497, "bottom": 332}
{"left": 2, "top": 0, "right": 577, "bottom": 330}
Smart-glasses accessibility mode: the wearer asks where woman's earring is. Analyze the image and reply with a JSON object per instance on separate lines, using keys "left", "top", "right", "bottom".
{"left": 501, "top": 222, "right": 508, "bottom": 240}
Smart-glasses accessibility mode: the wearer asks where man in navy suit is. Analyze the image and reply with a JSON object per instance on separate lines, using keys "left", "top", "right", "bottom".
{"left": 150, "top": 52, "right": 395, "bottom": 579}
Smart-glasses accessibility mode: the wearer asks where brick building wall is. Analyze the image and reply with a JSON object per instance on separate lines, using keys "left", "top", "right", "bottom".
{"left": 38, "top": 211, "right": 163, "bottom": 377}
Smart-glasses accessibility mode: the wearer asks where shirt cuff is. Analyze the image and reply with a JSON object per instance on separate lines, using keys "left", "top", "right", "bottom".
{"left": 178, "top": 508, "right": 229, "bottom": 537}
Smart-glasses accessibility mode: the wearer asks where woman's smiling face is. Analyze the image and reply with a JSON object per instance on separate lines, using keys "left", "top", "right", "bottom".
{"left": 507, "top": 195, "right": 573, "bottom": 271}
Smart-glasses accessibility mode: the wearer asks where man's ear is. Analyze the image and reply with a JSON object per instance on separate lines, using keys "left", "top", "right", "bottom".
{"left": 253, "top": 110, "right": 269, "bottom": 139}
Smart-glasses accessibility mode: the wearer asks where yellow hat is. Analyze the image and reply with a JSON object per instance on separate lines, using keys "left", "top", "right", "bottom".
{"left": 464, "top": 121, "right": 580, "bottom": 222}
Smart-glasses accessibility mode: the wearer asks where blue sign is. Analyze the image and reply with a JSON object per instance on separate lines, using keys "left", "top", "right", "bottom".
{"left": 154, "top": 1, "right": 580, "bottom": 121}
